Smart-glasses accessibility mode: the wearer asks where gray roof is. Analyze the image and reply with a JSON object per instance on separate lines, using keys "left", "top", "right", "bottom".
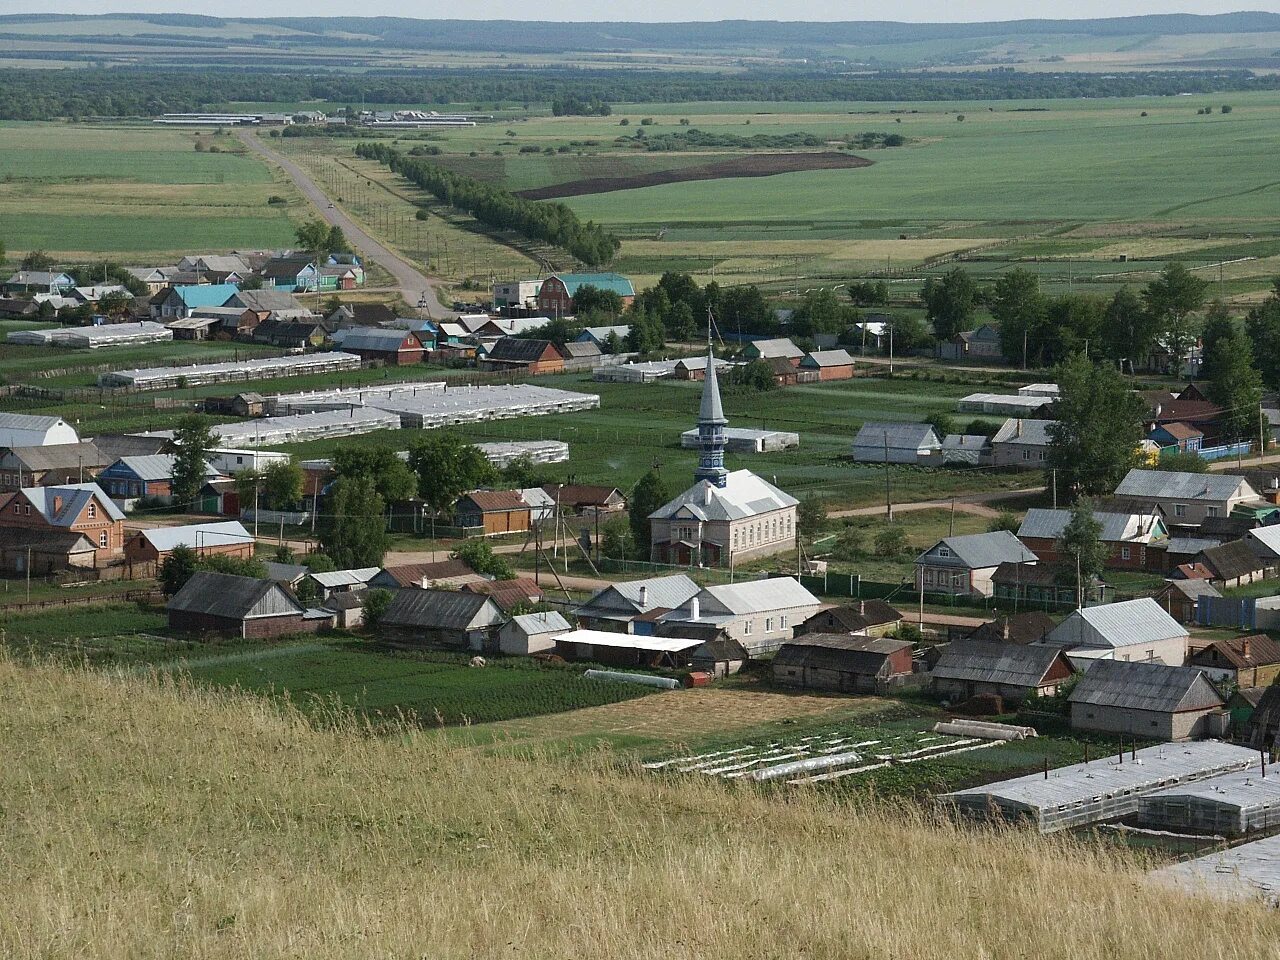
{"left": 649, "top": 469, "right": 797, "bottom": 523}
{"left": 1044, "top": 598, "right": 1187, "bottom": 650}
{"left": 1068, "top": 659, "right": 1224, "bottom": 713}
{"left": 942, "top": 434, "right": 989, "bottom": 451}
{"left": 0, "top": 441, "right": 105, "bottom": 472}
{"left": 852, "top": 422, "right": 941, "bottom": 451}
{"left": 664, "top": 577, "right": 819, "bottom": 620}
{"left": 330, "top": 327, "right": 418, "bottom": 352}
{"left": 991, "top": 418, "right": 1054, "bottom": 446}
{"left": 21, "top": 482, "right": 124, "bottom": 525}
{"left": 1162, "top": 578, "right": 1222, "bottom": 601}
{"left": 264, "top": 560, "right": 309, "bottom": 584}
{"left": 932, "top": 641, "right": 1067, "bottom": 687}
{"left": 917, "top": 530, "right": 1037, "bottom": 570}
{"left": 167, "top": 571, "right": 303, "bottom": 619}
{"left": 801, "top": 349, "right": 855, "bottom": 367}
{"left": 230, "top": 289, "right": 309, "bottom": 313}
{"left": 747, "top": 337, "right": 803, "bottom": 359}
{"left": 1114, "top": 468, "right": 1256, "bottom": 503}
{"left": 775, "top": 634, "right": 912, "bottom": 674}
{"left": 1166, "top": 536, "right": 1221, "bottom": 555}
{"left": 698, "top": 348, "right": 726, "bottom": 425}
{"left": 310, "top": 567, "right": 381, "bottom": 588}
{"left": 1151, "top": 833, "right": 1280, "bottom": 905}
{"left": 133, "top": 521, "right": 251, "bottom": 552}
{"left": 507, "top": 611, "right": 571, "bottom": 635}
{"left": 578, "top": 574, "right": 701, "bottom": 617}
{"left": 1017, "top": 508, "right": 1164, "bottom": 543}
{"left": 381, "top": 588, "right": 504, "bottom": 630}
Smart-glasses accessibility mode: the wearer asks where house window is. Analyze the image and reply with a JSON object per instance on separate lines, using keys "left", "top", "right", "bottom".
{"left": 11, "top": 504, "right": 17, "bottom": 514}
{"left": 743, "top": 620, "right": 753, "bottom": 635}
{"left": 1120, "top": 546, "right": 1130, "bottom": 560}
{"left": 924, "top": 569, "right": 934, "bottom": 585}
{"left": 1023, "top": 449, "right": 1032, "bottom": 461}
{"left": 24, "top": 505, "right": 30, "bottom": 515}
{"left": 1145, "top": 649, "right": 1155, "bottom": 660}
{"left": 938, "top": 547, "right": 951, "bottom": 558}
{"left": 780, "top": 614, "right": 787, "bottom": 629}
{"left": 98, "top": 531, "right": 108, "bottom": 548}
{"left": 87, "top": 502, "right": 96, "bottom": 519}
{"left": 765, "top": 617, "right": 774, "bottom": 632}
{"left": 1174, "top": 504, "right": 1187, "bottom": 518}
{"left": 952, "top": 573, "right": 962, "bottom": 589}
{"left": 1207, "top": 506, "right": 1219, "bottom": 518}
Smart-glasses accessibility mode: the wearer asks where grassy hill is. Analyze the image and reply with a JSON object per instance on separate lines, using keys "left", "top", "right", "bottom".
{"left": 3, "top": 653, "right": 1278, "bottom": 957}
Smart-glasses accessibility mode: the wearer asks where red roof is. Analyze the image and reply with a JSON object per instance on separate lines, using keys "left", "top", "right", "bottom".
{"left": 463, "top": 490, "right": 529, "bottom": 512}
{"left": 462, "top": 576, "right": 544, "bottom": 612}
{"left": 1158, "top": 422, "right": 1204, "bottom": 441}
{"left": 543, "top": 484, "right": 624, "bottom": 508}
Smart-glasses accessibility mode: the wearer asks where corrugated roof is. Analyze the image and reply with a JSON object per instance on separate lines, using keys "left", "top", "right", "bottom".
{"left": 933, "top": 641, "right": 1067, "bottom": 687}
{"left": 381, "top": 588, "right": 503, "bottom": 630}
{"left": 549, "top": 273, "right": 635, "bottom": 297}
{"left": 1068, "top": 659, "right": 1224, "bottom": 713}
{"left": 231, "top": 289, "right": 309, "bottom": 312}
{"left": 745, "top": 337, "right": 803, "bottom": 359}
{"left": 578, "top": 574, "right": 701, "bottom": 618}
{"left": 775, "top": 634, "right": 911, "bottom": 675}
{"left": 555, "top": 629, "right": 700, "bottom": 653}
{"left": 1160, "top": 578, "right": 1221, "bottom": 601}
{"left": 1114, "top": 469, "right": 1254, "bottom": 503}
{"left": 0, "top": 441, "right": 105, "bottom": 473}
{"left": 507, "top": 611, "right": 571, "bottom": 634}
{"left": 649, "top": 469, "right": 797, "bottom": 523}
{"left": 671, "top": 577, "right": 818, "bottom": 618}
{"left": 991, "top": 418, "right": 1054, "bottom": 446}
{"left": 1044, "top": 598, "right": 1186, "bottom": 649}
{"left": 852, "top": 421, "right": 940, "bottom": 450}
{"left": 310, "top": 567, "right": 381, "bottom": 588}
{"left": 1166, "top": 536, "right": 1221, "bottom": 555}
{"left": 1018, "top": 508, "right": 1164, "bottom": 544}
{"left": 463, "top": 490, "right": 529, "bottom": 512}
{"left": 462, "top": 577, "right": 543, "bottom": 612}
{"left": 918, "top": 531, "right": 1037, "bottom": 570}
{"left": 167, "top": 570, "right": 301, "bottom": 619}
{"left": 169, "top": 284, "right": 239, "bottom": 309}
{"left": 134, "top": 521, "right": 251, "bottom": 552}
{"left": 966, "top": 612, "right": 1056, "bottom": 645}
{"left": 801, "top": 348, "right": 855, "bottom": 367}
{"left": 1198, "top": 540, "right": 1269, "bottom": 581}
{"left": 486, "top": 337, "right": 558, "bottom": 363}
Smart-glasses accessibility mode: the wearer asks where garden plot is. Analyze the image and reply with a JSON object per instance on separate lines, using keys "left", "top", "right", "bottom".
{"left": 645, "top": 726, "right": 1004, "bottom": 786}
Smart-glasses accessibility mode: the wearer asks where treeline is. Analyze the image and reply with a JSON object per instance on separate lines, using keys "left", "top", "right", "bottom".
{"left": 631, "top": 128, "right": 904, "bottom": 151}
{"left": 2, "top": 67, "right": 1280, "bottom": 119}
{"left": 354, "top": 141, "right": 619, "bottom": 267}
{"left": 551, "top": 96, "right": 611, "bottom": 116}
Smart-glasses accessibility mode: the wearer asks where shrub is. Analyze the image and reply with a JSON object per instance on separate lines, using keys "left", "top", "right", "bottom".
{"left": 873, "top": 526, "right": 907, "bottom": 558}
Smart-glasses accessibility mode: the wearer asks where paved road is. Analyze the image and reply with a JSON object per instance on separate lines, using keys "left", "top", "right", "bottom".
{"left": 239, "top": 131, "right": 452, "bottom": 319}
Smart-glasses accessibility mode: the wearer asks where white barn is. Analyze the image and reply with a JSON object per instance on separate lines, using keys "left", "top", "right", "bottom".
{"left": 0, "top": 413, "right": 80, "bottom": 448}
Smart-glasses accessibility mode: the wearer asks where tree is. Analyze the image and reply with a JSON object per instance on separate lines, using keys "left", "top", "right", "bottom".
{"left": 159, "top": 545, "right": 199, "bottom": 596}
{"left": 294, "top": 219, "right": 330, "bottom": 255}
{"left": 261, "top": 459, "right": 304, "bottom": 511}
{"left": 321, "top": 476, "right": 389, "bottom": 569}
{"left": 988, "top": 511, "right": 1020, "bottom": 534}
{"left": 729, "top": 358, "right": 777, "bottom": 393}
{"left": 873, "top": 525, "right": 907, "bottom": 558}
{"left": 990, "top": 268, "right": 1046, "bottom": 366}
{"left": 1142, "top": 262, "right": 1208, "bottom": 372}
{"left": 792, "top": 288, "right": 851, "bottom": 338}
{"left": 1046, "top": 352, "right": 1146, "bottom": 497}
{"left": 1246, "top": 279, "right": 1280, "bottom": 391}
{"left": 1055, "top": 497, "right": 1108, "bottom": 606}
{"left": 20, "top": 249, "right": 54, "bottom": 271}
{"left": 333, "top": 447, "right": 417, "bottom": 504}
{"left": 797, "top": 495, "right": 826, "bottom": 539}
{"left": 847, "top": 280, "right": 888, "bottom": 306}
{"left": 624, "top": 305, "right": 665, "bottom": 355}
{"left": 830, "top": 526, "right": 864, "bottom": 561}
{"left": 1100, "top": 287, "right": 1159, "bottom": 370}
{"left": 666, "top": 301, "right": 697, "bottom": 341}
{"left": 572, "top": 284, "right": 624, "bottom": 316}
{"left": 628, "top": 469, "right": 670, "bottom": 559}
{"left": 925, "top": 411, "right": 955, "bottom": 439}
{"left": 1152, "top": 450, "right": 1208, "bottom": 474}
{"left": 884, "top": 312, "right": 931, "bottom": 352}
{"left": 602, "top": 330, "right": 624, "bottom": 355}
{"left": 362, "top": 588, "right": 393, "bottom": 628}
{"left": 1201, "top": 310, "right": 1263, "bottom": 443}
{"left": 199, "top": 553, "right": 266, "bottom": 579}
{"left": 500, "top": 453, "right": 543, "bottom": 489}
{"left": 920, "top": 267, "right": 977, "bottom": 340}
{"left": 407, "top": 431, "right": 497, "bottom": 517}
{"left": 325, "top": 224, "right": 351, "bottom": 254}
{"left": 600, "top": 516, "right": 632, "bottom": 560}
{"left": 168, "top": 415, "right": 214, "bottom": 511}
{"left": 452, "top": 539, "right": 515, "bottom": 579}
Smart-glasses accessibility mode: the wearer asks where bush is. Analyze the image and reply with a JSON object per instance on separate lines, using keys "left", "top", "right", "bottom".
{"left": 830, "top": 526, "right": 864, "bottom": 561}
{"left": 452, "top": 539, "right": 515, "bottom": 580}
{"left": 873, "top": 525, "right": 907, "bottom": 558}
{"left": 266, "top": 195, "right": 288, "bottom": 205}
{"left": 363, "top": 588, "right": 393, "bottom": 628}
{"left": 988, "top": 511, "right": 1020, "bottom": 534}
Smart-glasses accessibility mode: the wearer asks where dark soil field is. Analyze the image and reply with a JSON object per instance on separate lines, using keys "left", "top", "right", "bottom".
{"left": 515, "top": 151, "right": 872, "bottom": 199}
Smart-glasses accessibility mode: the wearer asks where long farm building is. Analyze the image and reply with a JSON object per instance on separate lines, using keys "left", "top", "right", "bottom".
{"left": 98, "top": 352, "right": 362, "bottom": 390}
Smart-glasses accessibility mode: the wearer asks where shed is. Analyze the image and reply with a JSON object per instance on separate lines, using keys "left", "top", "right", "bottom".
{"left": 553, "top": 628, "right": 700, "bottom": 669}
{"left": 167, "top": 571, "right": 318, "bottom": 639}
{"left": 497, "top": 610, "right": 571, "bottom": 655}
{"left": 741, "top": 337, "right": 803, "bottom": 364}
{"left": 1068, "top": 659, "right": 1227, "bottom": 741}
{"left": 794, "top": 601, "right": 902, "bottom": 638}
{"left": 454, "top": 491, "right": 531, "bottom": 536}
{"left": 799, "top": 349, "right": 855, "bottom": 381}
{"left": 1193, "top": 540, "right": 1272, "bottom": 589}
{"left": 379, "top": 588, "right": 506, "bottom": 649}
{"left": 462, "top": 576, "right": 544, "bottom": 613}
{"left": 689, "top": 636, "right": 750, "bottom": 678}
{"left": 931, "top": 641, "right": 1073, "bottom": 702}
{"left": 773, "top": 634, "right": 914, "bottom": 693}
{"left": 851, "top": 422, "right": 941, "bottom": 464}
{"left": 479, "top": 338, "right": 564, "bottom": 375}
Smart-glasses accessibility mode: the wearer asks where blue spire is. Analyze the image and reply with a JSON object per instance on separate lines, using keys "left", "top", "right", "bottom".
{"left": 694, "top": 343, "right": 728, "bottom": 487}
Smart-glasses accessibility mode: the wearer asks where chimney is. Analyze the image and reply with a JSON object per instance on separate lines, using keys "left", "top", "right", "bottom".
{"left": 1003, "top": 618, "right": 1011, "bottom": 641}
{"left": 703, "top": 484, "right": 712, "bottom": 506}
{"left": 1016, "top": 419, "right": 1023, "bottom": 438}
{"left": 859, "top": 600, "right": 866, "bottom": 615}
{"left": 690, "top": 597, "right": 701, "bottom": 621}
{"left": 1243, "top": 637, "right": 1252, "bottom": 660}
{"left": 639, "top": 585, "right": 649, "bottom": 609}
{"left": 52, "top": 495, "right": 63, "bottom": 514}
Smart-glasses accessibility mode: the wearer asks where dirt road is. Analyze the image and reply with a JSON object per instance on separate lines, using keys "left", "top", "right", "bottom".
{"left": 827, "top": 486, "right": 1044, "bottom": 520}
{"left": 239, "top": 131, "right": 452, "bottom": 319}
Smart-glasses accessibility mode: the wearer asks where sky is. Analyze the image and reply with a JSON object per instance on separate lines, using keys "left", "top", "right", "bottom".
{"left": 18, "top": 1, "right": 1280, "bottom": 20}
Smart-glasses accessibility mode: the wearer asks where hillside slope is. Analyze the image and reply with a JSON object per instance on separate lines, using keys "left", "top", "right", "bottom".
{"left": 2, "top": 656, "right": 1277, "bottom": 958}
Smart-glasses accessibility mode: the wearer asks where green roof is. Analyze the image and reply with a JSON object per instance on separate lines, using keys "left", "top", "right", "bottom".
{"left": 551, "top": 273, "right": 635, "bottom": 298}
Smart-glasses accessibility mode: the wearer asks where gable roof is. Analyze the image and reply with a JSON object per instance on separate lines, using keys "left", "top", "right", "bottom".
{"left": 577, "top": 574, "right": 701, "bottom": 618}
{"left": 1197, "top": 539, "right": 1270, "bottom": 581}
{"left": 16, "top": 482, "right": 124, "bottom": 525}
{"left": 802, "top": 601, "right": 902, "bottom": 633}
{"left": 1044, "top": 597, "right": 1186, "bottom": 650}
{"left": 375, "top": 559, "right": 474, "bottom": 587}
{"left": 1153, "top": 422, "right": 1204, "bottom": 442}
{"left": 461, "top": 490, "right": 529, "bottom": 513}
{"left": 800, "top": 349, "right": 855, "bottom": 368}
{"left": 1157, "top": 578, "right": 1222, "bottom": 601}
{"left": 546, "top": 484, "right": 624, "bottom": 508}
{"left": 745, "top": 337, "right": 804, "bottom": 359}
{"left": 560, "top": 340, "right": 601, "bottom": 359}
{"left": 670, "top": 577, "right": 819, "bottom": 619}
{"left": 381, "top": 587, "right": 504, "bottom": 630}
{"left": 486, "top": 338, "right": 559, "bottom": 363}
{"left": 966, "top": 612, "right": 1056, "bottom": 645}
{"left": 506, "top": 610, "right": 571, "bottom": 635}
{"left": 991, "top": 418, "right": 1054, "bottom": 446}
{"left": 310, "top": 567, "right": 381, "bottom": 589}
{"left": 852, "top": 422, "right": 941, "bottom": 450}
{"left": 260, "top": 256, "right": 315, "bottom": 280}
{"left": 329, "top": 327, "right": 418, "bottom": 352}
{"left": 167, "top": 571, "right": 303, "bottom": 619}
{"left": 547, "top": 273, "right": 635, "bottom": 298}
{"left": 0, "top": 441, "right": 105, "bottom": 473}
{"left": 168, "top": 284, "right": 240, "bottom": 310}
{"left": 230, "top": 289, "right": 309, "bottom": 313}
{"left": 1018, "top": 507, "right": 1166, "bottom": 544}
{"left": 1189, "top": 634, "right": 1280, "bottom": 671}
{"left": 0, "top": 527, "right": 96, "bottom": 553}
{"left": 1114, "top": 469, "right": 1256, "bottom": 503}
{"left": 933, "top": 641, "right": 1068, "bottom": 688}
{"left": 1068, "top": 659, "right": 1224, "bottom": 713}
{"left": 917, "top": 531, "right": 1037, "bottom": 570}
{"left": 775, "top": 633, "right": 913, "bottom": 673}
{"left": 463, "top": 577, "right": 543, "bottom": 612}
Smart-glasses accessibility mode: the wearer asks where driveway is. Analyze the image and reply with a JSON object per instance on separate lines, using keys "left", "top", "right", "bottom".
{"left": 239, "top": 131, "right": 452, "bottom": 319}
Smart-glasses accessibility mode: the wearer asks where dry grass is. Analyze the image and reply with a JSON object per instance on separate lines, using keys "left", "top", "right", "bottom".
{"left": 3, "top": 655, "right": 1279, "bottom": 959}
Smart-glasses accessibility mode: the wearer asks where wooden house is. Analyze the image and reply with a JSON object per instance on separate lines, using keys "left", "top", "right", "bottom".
{"left": 454, "top": 491, "right": 531, "bottom": 536}
{"left": 167, "top": 571, "right": 325, "bottom": 639}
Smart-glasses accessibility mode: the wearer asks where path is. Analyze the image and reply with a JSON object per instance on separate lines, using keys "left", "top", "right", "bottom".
{"left": 827, "top": 486, "right": 1044, "bottom": 520}
{"left": 238, "top": 131, "right": 453, "bottom": 319}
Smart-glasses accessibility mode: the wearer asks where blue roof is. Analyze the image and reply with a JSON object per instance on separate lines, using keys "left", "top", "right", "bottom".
{"left": 173, "top": 284, "right": 240, "bottom": 309}
{"left": 550, "top": 273, "right": 635, "bottom": 298}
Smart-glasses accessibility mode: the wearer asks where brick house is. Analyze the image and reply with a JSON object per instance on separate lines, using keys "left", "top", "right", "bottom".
{"left": 535, "top": 273, "right": 635, "bottom": 315}
{"left": 799, "top": 349, "right": 856, "bottom": 381}
{"left": 1188, "top": 635, "right": 1280, "bottom": 688}
{"left": 1017, "top": 507, "right": 1168, "bottom": 572}
{"left": 167, "top": 570, "right": 324, "bottom": 639}
{"left": 124, "top": 520, "right": 254, "bottom": 564}
{"left": 0, "top": 481, "right": 124, "bottom": 562}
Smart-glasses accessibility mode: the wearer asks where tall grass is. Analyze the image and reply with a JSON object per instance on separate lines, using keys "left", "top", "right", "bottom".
{"left": 1, "top": 655, "right": 1277, "bottom": 958}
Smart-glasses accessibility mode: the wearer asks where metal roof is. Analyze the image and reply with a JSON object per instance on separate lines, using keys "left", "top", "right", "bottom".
{"left": 944, "top": 741, "right": 1257, "bottom": 814}
{"left": 1151, "top": 834, "right": 1280, "bottom": 905}
{"left": 554, "top": 629, "right": 701, "bottom": 653}
{"left": 310, "top": 567, "right": 381, "bottom": 588}
{"left": 649, "top": 469, "right": 797, "bottom": 523}
{"left": 507, "top": 611, "right": 571, "bottom": 634}
{"left": 1044, "top": 597, "right": 1187, "bottom": 649}
{"left": 745, "top": 337, "right": 804, "bottom": 359}
{"left": 135, "top": 521, "right": 251, "bottom": 552}
{"left": 578, "top": 574, "right": 701, "bottom": 617}
{"left": 1166, "top": 536, "right": 1221, "bottom": 555}
{"left": 917, "top": 531, "right": 1037, "bottom": 570}
{"left": 670, "top": 577, "right": 819, "bottom": 618}
{"left": 699, "top": 347, "right": 726, "bottom": 425}
{"left": 381, "top": 588, "right": 504, "bottom": 630}
{"left": 166, "top": 570, "right": 302, "bottom": 619}
{"left": 331, "top": 327, "right": 418, "bottom": 352}
{"left": 1114, "top": 468, "right": 1255, "bottom": 503}
{"left": 1018, "top": 508, "right": 1164, "bottom": 544}
{"left": 775, "top": 634, "right": 911, "bottom": 674}
{"left": 932, "top": 641, "right": 1067, "bottom": 687}
{"left": 991, "top": 418, "right": 1054, "bottom": 446}
{"left": 547, "top": 272, "right": 635, "bottom": 297}
{"left": 0, "top": 441, "right": 105, "bottom": 472}
{"left": 801, "top": 349, "right": 855, "bottom": 367}
{"left": 852, "top": 421, "right": 940, "bottom": 450}
{"left": 1068, "top": 659, "right": 1224, "bottom": 713}
{"left": 21, "top": 482, "right": 124, "bottom": 525}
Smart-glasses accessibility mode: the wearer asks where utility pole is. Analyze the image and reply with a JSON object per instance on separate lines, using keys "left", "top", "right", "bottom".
{"left": 1052, "top": 468, "right": 1058, "bottom": 510}
{"left": 883, "top": 431, "right": 893, "bottom": 521}
{"left": 949, "top": 496, "right": 956, "bottom": 536}
{"left": 888, "top": 321, "right": 895, "bottom": 374}
{"left": 1022, "top": 327, "right": 1027, "bottom": 372}
{"left": 1261, "top": 402, "right": 1269, "bottom": 459}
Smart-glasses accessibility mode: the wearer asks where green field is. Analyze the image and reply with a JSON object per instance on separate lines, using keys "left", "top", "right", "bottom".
{"left": 0, "top": 123, "right": 301, "bottom": 257}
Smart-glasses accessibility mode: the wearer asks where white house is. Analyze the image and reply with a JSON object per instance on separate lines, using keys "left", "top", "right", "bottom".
{"left": 498, "top": 611, "right": 571, "bottom": 655}
{"left": 657, "top": 576, "right": 821, "bottom": 657}
{"left": 1113, "top": 469, "right": 1263, "bottom": 526}
{"left": 851, "top": 422, "right": 941, "bottom": 464}
{"left": 1039, "top": 597, "right": 1189, "bottom": 667}
{"left": 990, "top": 418, "right": 1054, "bottom": 467}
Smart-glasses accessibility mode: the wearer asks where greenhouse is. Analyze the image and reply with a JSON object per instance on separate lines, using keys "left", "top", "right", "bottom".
{"left": 267, "top": 381, "right": 445, "bottom": 416}
{"left": 5, "top": 327, "right": 57, "bottom": 346}
{"left": 474, "top": 440, "right": 569, "bottom": 467}
{"left": 940, "top": 741, "right": 1257, "bottom": 834}
{"left": 680, "top": 426, "right": 799, "bottom": 453}
{"left": 53, "top": 322, "right": 172, "bottom": 349}
{"left": 98, "top": 352, "right": 361, "bottom": 389}
{"left": 210, "top": 408, "right": 401, "bottom": 447}
{"left": 1138, "top": 767, "right": 1280, "bottom": 836}
{"left": 1150, "top": 834, "right": 1280, "bottom": 905}
{"left": 270, "top": 382, "right": 598, "bottom": 428}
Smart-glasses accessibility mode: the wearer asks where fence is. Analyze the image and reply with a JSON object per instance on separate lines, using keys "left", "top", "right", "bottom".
{"left": 1197, "top": 441, "right": 1255, "bottom": 463}
{"left": 0, "top": 588, "right": 162, "bottom": 614}
{"left": 1197, "top": 595, "right": 1257, "bottom": 630}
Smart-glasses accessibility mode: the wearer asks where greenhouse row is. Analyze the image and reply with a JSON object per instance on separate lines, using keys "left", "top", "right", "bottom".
{"left": 1138, "top": 767, "right": 1280, "bottom": 836}
{"left": 8, "top": 322, "right": 173, "bottom": 350}
{"left": 474, "top": 440, "right": 570, "bottom": 467}
{"left": 210, "top": 408, "right": 402, "bottom": 447}
{"left": 97, "top": 351, "right": 362, "bottom": 389}
{"left": 267, "top": 381, "right": 446, "bottom": 416}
